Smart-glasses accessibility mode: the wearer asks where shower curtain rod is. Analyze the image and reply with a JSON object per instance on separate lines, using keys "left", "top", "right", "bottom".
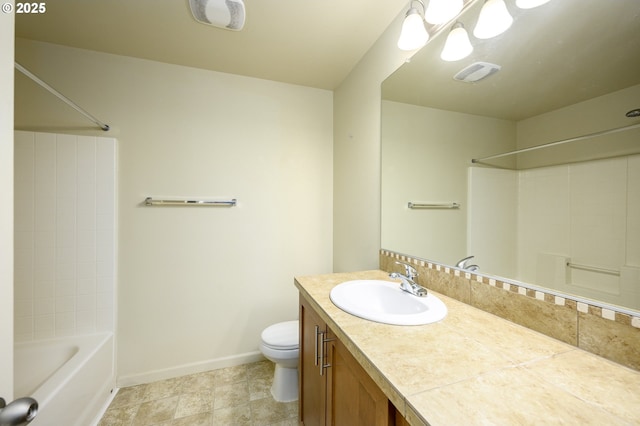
{"left": 15, "top": 62, "right": 110, "bottom": 131}
{"left": 471, "top": 122, "right": 640, "bottom": 164}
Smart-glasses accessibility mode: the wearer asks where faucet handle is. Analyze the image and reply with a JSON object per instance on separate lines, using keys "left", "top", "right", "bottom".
{"left": 395, "top": 261, "right": 417, "bottom": 279}
{"left": 455, "top": 255, "right": 474, "bottom": 269}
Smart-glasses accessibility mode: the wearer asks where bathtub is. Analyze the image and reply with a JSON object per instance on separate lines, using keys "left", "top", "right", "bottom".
{"left": 14, "top": 333, "right": 115, "bottom": 426}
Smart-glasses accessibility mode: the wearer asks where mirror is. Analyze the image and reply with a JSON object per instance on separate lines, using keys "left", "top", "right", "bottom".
{"left": 381, "top": 0, "right": 640, "bottom": 311}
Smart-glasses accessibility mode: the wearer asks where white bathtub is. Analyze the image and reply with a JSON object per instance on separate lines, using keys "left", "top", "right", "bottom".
{"left": 14, "top": 333, "right": 115, "bottom": 426}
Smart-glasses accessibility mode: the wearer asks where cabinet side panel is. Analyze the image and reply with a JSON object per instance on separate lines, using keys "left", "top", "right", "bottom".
{"left": 329, "top": 334, "right": 391, "bottom": 426}
{"left": 299, "top": 295, "right": 326, "bottom": 426}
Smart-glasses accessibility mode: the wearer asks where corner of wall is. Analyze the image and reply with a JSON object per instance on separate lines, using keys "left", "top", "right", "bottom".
{"left": 332, "top": 9, "right": 412, "bottom": 272}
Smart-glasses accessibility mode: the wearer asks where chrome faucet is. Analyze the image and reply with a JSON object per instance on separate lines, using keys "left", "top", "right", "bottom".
{"left": 456, "top": 255, "right": 479, "bottom": 272}
{"left": 390, "top": 261, "right": 428, "bottom": 297}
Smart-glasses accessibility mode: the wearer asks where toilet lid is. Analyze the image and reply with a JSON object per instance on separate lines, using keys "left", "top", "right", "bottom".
{"left": 261, "top": 320, "right": 299, "bottom": 350}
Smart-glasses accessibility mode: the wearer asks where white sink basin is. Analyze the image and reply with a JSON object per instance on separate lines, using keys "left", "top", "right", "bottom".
{"left": 329, "top": 280, "right": 447, "bottom": 325}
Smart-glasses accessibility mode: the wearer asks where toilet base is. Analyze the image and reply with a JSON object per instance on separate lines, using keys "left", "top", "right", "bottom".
{"left": 270, "top": 364, "right": 298, "bottom": 402}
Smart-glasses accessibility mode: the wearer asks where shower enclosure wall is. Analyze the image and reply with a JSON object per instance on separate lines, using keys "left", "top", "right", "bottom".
{"left": 13, "top": 130, "right": 116, "bottom": 425}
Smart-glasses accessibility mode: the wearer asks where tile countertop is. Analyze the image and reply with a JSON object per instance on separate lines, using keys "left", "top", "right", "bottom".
{"left": 294, "top": 270, "right": 640, "bottom": 426}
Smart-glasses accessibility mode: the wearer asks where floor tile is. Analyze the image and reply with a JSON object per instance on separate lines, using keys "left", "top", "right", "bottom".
{"left": 132, "top": 395, "right": 179, "bottom": 425}
{"left": 98, "top": 360, "right": 299, "bottom": 426}
{"left": 214, "top": 382, "right": 250, "bottom": 410}
{"left": 212, "top": 403, "right": 252, "bottom": 425}
{"left": 175, "top": 390, "right": 213, "bottom": 418}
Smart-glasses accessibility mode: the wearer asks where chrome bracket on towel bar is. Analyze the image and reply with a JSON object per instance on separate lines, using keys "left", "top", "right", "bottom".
{"left": 144, "top": 197, "right": 237, "bottom": 207}
{"left": 408, "top": 202, "right": 460, "bottom": 209}
{"left": 566, "top": 262, "right": 620, "bottom": 276}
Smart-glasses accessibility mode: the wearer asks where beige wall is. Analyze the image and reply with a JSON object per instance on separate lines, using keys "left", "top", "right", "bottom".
{"left": 332, "top": 11, "right": 412, "bottom": 272}
{"left": 15, "top": 39, "right": 333, "bottom": 384}
{"left": 1, "top": 2, "right": 15, "bottom": 399}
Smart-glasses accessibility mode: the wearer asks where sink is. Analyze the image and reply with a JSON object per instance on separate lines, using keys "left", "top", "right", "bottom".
{"left": 329, "top": 280, "right": 447, "bottom": 325}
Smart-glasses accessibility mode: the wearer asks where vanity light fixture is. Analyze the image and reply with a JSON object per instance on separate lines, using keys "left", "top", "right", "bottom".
{"left": 424, "top": 0, "right": 463, "bottom": 25}
{"left": 397, "top": 1, "right": 429, "bottom": 51}
{"left": 473, "top": 0, "right": 513, "bottom": 39}
{"left": 515, "top": 0, "right": 551, "bottom": 9}
{"left": 441, "top": 22, "right": 473, "bottom": 61}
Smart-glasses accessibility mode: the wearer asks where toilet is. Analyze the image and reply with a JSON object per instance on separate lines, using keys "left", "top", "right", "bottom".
{"left": 259, "top": 320, "right": 299, "bottom": 402}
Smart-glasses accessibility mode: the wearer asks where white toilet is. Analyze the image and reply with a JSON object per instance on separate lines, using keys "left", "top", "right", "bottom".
{"left": 259, "top": 320, "right": 299, "bottom": 402}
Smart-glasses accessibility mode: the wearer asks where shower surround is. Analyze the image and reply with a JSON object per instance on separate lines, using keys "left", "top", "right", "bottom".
{"left": 14, "top": 131, "right": 116, "bottom": 341}
{"left": 12, "top": 130, "right": 117, "bottom": 424}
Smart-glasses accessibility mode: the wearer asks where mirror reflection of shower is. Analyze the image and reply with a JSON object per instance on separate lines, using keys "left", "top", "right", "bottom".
{"left": 381, "top": 0, "right": 640, "bottom": 312}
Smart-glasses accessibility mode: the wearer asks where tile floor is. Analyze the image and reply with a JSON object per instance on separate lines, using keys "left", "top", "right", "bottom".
{"left": 98, "top": 360, "right": 298, "bottom": 426}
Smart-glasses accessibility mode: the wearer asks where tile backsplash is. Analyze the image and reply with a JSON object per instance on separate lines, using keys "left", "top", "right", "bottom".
{"left": 380, "top": 249, "right": 640, "bottom": 372}
{"left": 14, "top": 131, "right": 116, "bottom": 341}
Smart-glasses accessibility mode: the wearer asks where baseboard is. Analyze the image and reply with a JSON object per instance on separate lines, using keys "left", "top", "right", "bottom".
{"left": 116, "top": 351, "right": 265, "bottom": 388}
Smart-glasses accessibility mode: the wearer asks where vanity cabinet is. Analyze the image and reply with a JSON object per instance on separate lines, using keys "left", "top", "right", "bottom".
{"left": 299, "top": 294, "right": 407, "bottom": 426}
{"left": 300, "top": 294, "right": 327, "bottom": 426}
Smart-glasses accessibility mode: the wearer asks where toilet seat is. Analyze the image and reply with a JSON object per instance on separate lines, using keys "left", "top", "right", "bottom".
{"left": 261, "top": 320, "right": 298, "bottom": 350}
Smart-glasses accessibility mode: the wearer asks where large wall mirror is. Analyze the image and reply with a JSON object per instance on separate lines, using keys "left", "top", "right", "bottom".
{"left": 381, "top": 0, "right": 640, "bottom": 312}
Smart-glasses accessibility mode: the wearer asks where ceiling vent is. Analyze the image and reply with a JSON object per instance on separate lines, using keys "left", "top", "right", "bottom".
{"left": 189, "top": 0, "right": 246, "bottom": 31}
{"left": 453, "top": 62, "right": 501, "bottom": 83}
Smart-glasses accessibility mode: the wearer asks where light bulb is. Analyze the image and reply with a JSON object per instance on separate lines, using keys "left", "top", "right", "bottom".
{"left": 515, "top": 0, "right": 551, "bottom": 9}
{"left": 397, "top": 8, "right": 429, "bottom": 51}
{"left": 440, "top": 23, "right": 473, "bottom": 61}
{"left": 425, "top": 0, "right": 463, "bottom": 25}
{"left": 473, "top": 0, "right": 513, "bottom": 39}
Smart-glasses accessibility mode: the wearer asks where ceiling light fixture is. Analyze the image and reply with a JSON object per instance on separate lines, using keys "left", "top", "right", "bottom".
{"left": 473, "top": 0, "right": 513, "bottom": 39}
{"left": 397, "top": 1, "right": 429, "bottom": 51}
{"left": 440, "top": 22, "right": 473, "bottom": 61}
{"left": 425, "top": 0, "right": 463, "bottom": 25}
{"left": 515, "top": 0, "right": 551, "bottom": 9}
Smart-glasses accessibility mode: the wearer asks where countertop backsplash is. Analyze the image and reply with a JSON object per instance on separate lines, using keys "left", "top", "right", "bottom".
{"left": 380, "top": 249, "right": 640, "bottom": 372}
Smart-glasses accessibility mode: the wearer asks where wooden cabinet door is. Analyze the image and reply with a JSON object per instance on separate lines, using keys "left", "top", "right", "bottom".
{"left": 299, "top": 294, "right": 402, "bottom": 426}
{"left": 326, "top": 331, "right": 392, "bottom": 426}
{"left": 299, "top": 295, "right": 327, "bottom": 426}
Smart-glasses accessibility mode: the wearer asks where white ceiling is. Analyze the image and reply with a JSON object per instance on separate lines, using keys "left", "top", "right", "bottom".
{"left": 16, "top": 1, "right": 640, "bottom": 120}
{"left": 15, "top": 0, "right": 409, "bottom": 90}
